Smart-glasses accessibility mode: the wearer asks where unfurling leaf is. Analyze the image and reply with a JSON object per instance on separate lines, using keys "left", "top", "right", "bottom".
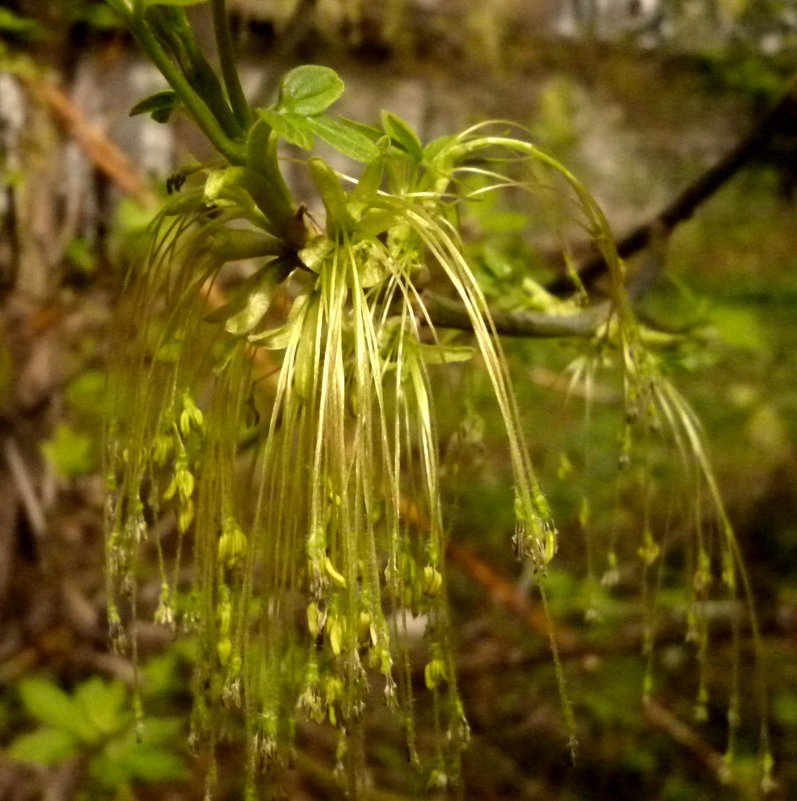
{"left": 306, "top": 116, "right": 381, "bottom": 162}
{"left": 129, "top": 90, "right": 181, "bottom": 123}
{"left": 206, "top": 261, "right": 291, "bottom": 335}
{"left": 381, "top": 110, "right": 423, "bottom": 161}
{"left": 258, "top": 109, "right": 315, "bottom": 150}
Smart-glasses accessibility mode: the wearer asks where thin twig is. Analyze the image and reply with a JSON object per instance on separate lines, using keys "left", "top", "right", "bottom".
{"left": 423, "top": 291, "right": 605, "bottom": 339}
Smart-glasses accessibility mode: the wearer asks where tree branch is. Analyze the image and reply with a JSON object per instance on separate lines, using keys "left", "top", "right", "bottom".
{"left": 423, "top": 292, "right": 605, "bottom": 339}
{"left": 548, "top": 75, "right": 797, "bottom": 295}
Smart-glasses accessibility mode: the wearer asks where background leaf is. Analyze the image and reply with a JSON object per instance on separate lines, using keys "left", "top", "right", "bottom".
{"left": 18, "top": 679, "right": 98, "bottom": 742}
{"left": 41, "top": 423, "right": 96, "bottom": 478}
{"left": 74, "top": 678, "right": 128, "bottom": 737}
{"left": 7, "top": 728, "right": 80, "bottom": 765}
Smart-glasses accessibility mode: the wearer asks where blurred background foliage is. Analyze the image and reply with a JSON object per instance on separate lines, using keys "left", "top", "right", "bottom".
{"left": 0, "top": 1, "right": 795, "bottom": 799}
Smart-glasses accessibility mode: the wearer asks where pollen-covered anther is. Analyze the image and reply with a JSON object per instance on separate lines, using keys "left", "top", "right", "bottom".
{"left": 322, "top": 555, "right": 347, "bottom": 588}
{"left": 422, "top": 564, "right": 443, "bottom": 597}
{"left": 217, "top": 520, "right": 248, "bottom": 569}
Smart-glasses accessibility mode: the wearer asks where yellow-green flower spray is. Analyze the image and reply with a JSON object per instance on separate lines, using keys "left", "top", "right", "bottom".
{"left": 103, "top": 2, "right": 771, "bottom": 796}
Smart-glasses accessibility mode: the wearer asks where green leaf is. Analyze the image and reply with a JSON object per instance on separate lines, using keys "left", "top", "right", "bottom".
{"left": 248, "top": 322, "right": 293, "bottom": 349}
{"left": 129, "top": 90, "right": 180, "bottom": 123}
{"left": 18, "top": 679, "right": 98, "bottom": 742}
{"left": 258, "top": 109, "right": 315, "bottom": 150}
{"left": 709, "top": 305, "right": 766, "bottom": 351}
{"left": 308, "top": 157, "right": 352, "bottom": 230}
{"left": 206, "top": 261, "right": 291, "bottom": 335}
{"left": 355, "top": 210, "right": 399, "bottom": 239}
{"left": 7, "top": 728, "right": 79, "bottom": 765}
{"left": 203, "top": 166, "right": 246, "bottom": 203}
{"left": 381, "top": 110, "right": 423, "bottom": 161}
{"left": 66, "top": 370, "right": 109, "bottom": 416}
{"left": 155, "top": 337, "right": 183, "bottom": 363}
{"left": 278, "top": 65, "right": 344, "bottom": 115}
{"left": 355, "top": 245, "right": 389, "bottom": 288}
{"left": 350, "top": 156, "right": 384, "bottom": 210}
{"left": 423, "top": 134, "right": 457, "bottom": 163}
{"left": 307, "top": 116, "right": 381, "bottom": 163}
{"left": 298, "top": 235, "right": 336, "bottom": 273}
{"left": 249, "top": 290, "right": 311, "bottom": 349}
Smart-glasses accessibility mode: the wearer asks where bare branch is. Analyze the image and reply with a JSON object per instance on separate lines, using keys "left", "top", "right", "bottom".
{"left": 423, "top": 292, "right": 605, "bottom": 339}
{"left": 549, "top": 75, "right": 797, "bottom": 294}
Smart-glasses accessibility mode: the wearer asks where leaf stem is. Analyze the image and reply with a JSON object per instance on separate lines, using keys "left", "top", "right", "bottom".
{"left": 128, "top": 4, "right": 245, "bottom": 164}
{"left": 210, "top": 0, "right": 253, "bottom": 129}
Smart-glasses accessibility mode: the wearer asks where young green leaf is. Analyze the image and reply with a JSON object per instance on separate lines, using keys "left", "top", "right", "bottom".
{"left": 307, "top": 115, "right": 381, "bottom": 163}
{"left": 258, "top": 109, "right": 315, "bottom": 150}
{"left": 353, "top": 241, "right": 389, "bottom": 288}
{"left": 423, "top": 134, "right": 457, "bottom": 163}
{"left": 350, "top": 157, "right": 384, "bottom": 210}
{"left": 308, "top": 157, "right": 353, "bottom": 231}
{"left": 298, "top": 235, "right": 335, "bottom": 273}
{"left": 277, "top": 65, "right": 344, "bottom": 115}
{"left": 117, "top": 743, "right": 187, "bottom": 783}
{"left": 381, "top": 110, "right": 423, "bottom": 161}
{"left": 204, "top": 166, "right": 246, "bottom": 203}
{"left": 292, "top": 291, "right": 320, "bottom": 401}
{"left": 129, "top": 90, "right": 181, "bottom": 123}
{"left": 206, "top": 261, "right": 290, "bottom": 335}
